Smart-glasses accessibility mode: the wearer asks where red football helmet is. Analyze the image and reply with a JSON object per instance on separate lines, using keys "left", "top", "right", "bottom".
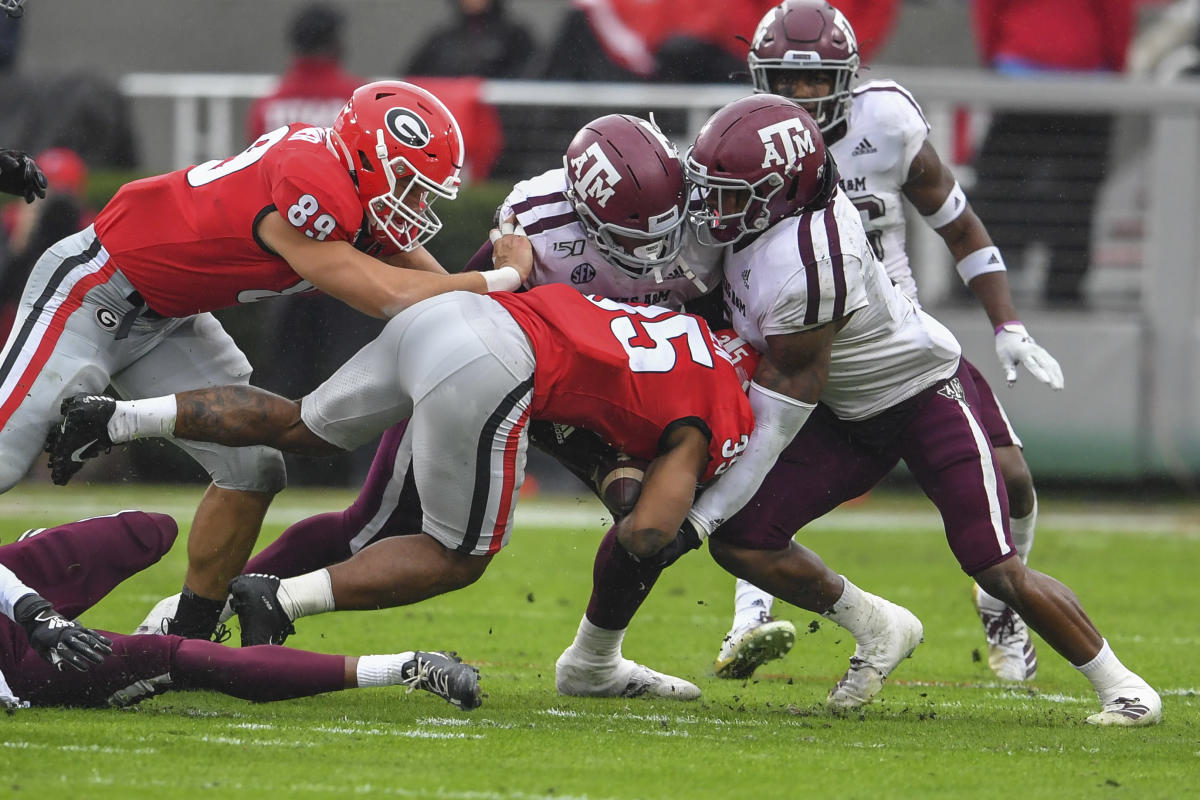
{"left": 684, "top": 95, "right": 837, "bottom": 246}
{"left": 330, "top": 81, "right": 464, "bottom": 251}
{"left": 748, "top": 0, "right": 860, "bottom": 133}
{"left": 563, "top": 114, "right": 687, "bottom": 282}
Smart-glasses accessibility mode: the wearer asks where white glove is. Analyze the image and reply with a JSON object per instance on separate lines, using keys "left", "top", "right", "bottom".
{"left": 994, "top": 322, "right": 1064, "bottom": 390}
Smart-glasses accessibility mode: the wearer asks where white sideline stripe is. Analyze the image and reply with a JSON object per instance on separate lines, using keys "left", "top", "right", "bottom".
{"left": 0, "top": 494, "right": 1196, "bottom": 536}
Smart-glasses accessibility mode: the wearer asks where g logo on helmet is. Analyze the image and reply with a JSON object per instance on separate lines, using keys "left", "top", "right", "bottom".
{"left": 569, "top": 142, "right": 622, "bottom": 208}
{"left": 385, "top": 107, "right": 432, "bottom": 148}
{"left": 758, "top": 119, "right": 816, "bottom": 172}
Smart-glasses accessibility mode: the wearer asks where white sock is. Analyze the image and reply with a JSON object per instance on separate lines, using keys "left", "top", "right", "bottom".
{"left": 277, "top": 569, "right": 335, "bottom": 621}
{"left": 731, "top": 579, "right": 774, "bottom": 633}
{"left": 567, "top": 616, "right": 625, "bottom": 666}
{"left": 107, "top": 396, "right": 178, "bottom": 443}
{"left": 1075, "top": 639, "right": 1145, "bottom": 701}
{"left": 1009, "top": 493, "right": 1037, "bottom": 563}
{"left": 356, "top": 652, "right": 417, "bottom": 688}
{"left": 821, "top": 576, "right": 882, "bottom": 641}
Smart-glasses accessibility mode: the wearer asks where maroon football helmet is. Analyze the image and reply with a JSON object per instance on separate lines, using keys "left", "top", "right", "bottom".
{"left": 748, "top": 0, "right": 860, "bottom": 133}
{"left": 684, "top": 95, "right": 837, "bottom": 246}
{"left": 563, "top": 114, "right": 687, "bottom": 281}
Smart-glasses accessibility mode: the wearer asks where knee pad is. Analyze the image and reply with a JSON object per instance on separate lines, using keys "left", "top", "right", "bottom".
{"left": 174, "top": 440, "right": 287, "bottom": 494}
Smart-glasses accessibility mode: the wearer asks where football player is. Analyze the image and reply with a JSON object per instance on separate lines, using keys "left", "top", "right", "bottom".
{"left": 5, "top": 81, "right": 530, "bottom": 642}
{"left": 0, "top": 512, "right": 479, "bottom": 710}
{"left": 713, "top": 0, "right": 1062, "bottom": 683}
{"left": 110, "top": 114, "right": 732, "bottom": 700}
{"left": 677, "top": 94, "right": 1158, "bottom": 725}
{"left": 51, "top": 283, "right": 757, "bottom": 701}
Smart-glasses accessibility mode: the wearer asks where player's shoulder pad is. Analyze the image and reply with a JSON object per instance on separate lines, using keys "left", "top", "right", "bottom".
{"left": 852, "top": 79, "right": 929, "bottom": 135}
{"left": 265, "top": 127, "right": 362, "bottom": 238}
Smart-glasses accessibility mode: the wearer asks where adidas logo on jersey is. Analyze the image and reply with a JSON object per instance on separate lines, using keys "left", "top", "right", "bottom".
{"left": 850, "top": 138, "right": 877, "bottom": 156}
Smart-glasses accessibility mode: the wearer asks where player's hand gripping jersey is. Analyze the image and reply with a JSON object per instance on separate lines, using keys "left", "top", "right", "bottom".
{"left": 491, "top": 284, "right": 754, "bottom": 482}
{"left": 93, "top": 124, "right": 368, "bottom": 317}
{"left": 501, "top": 168, "right": 723, "bottom": 309}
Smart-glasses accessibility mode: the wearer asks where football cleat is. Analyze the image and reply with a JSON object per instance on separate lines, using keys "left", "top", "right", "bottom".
{"left": 826, "top": 600, "right": 923, "bottom": 711}
{"left": 973, "top": 583, "right": 1038, "bottom": 681}
{"left": 715, "top": 616, "right": 797, "bottom": 680}
{"left": 132, "top": 593, "right": 180, "bottom": 636}
{"left": 1086, "top": 685, "right": 1162, "bottom": 727}
{"left": 555, "top": 650, "right": 700, "bottom": 700}
{"left": 228, "top": 573, "right": 295, "bottom": 646}
{"left": 401, "top": 651, "right": 482, "bottom": 710}
{"left": 45, "top": 394, "right": 116, "bottom": 485}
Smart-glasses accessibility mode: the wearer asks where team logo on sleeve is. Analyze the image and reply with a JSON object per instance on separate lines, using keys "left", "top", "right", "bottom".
{"left": 568, "top": 142, "right": 622, "bottom": 207}
{"left": 385, "top": 108, "right": 431, "bottom": 148}
{"left": 758, "top": 119, "right": 816, "bottom": 172}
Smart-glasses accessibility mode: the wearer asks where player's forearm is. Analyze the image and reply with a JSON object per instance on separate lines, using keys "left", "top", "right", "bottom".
{"left": 173, "top": 387, "right": 337, "bottom": 455}
{"left": 966, "top": 271, "right": 1020, "bottom": 330}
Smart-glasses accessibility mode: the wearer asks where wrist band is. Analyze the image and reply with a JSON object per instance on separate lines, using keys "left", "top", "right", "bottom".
{"left": 482, "top": 266, "right": 522, "bottom": 293}
{"left": 994, "top": 320, "right": 1023, "bottom": 335}
{"left": 956, "top": 246, "right": 1006, "bottom": 285}
{"left": 922, "top": 181, "right": 967, "bottom": 230}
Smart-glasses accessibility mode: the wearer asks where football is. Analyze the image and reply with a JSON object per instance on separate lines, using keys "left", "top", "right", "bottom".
{"left": 598, "top": 455, "right": 647, "bottom": 519}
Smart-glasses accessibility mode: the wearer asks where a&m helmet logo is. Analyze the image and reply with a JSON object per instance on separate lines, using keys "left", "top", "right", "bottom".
{"left": 758, "top": 119, "right": 816, "bottom": 172}
{"left": 568, "top": 142, "right": 621, "bottom": 208}
{"left": 385, "top": 107, "right": 431, "bottom": 148}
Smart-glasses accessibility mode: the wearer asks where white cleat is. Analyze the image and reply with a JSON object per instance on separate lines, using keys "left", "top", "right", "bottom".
{"left": 1086, "top": 685, "right": 1163, "bottom": 727}
{"left": 132, "top": 593, "right": 180, "bottom": 635}
{"left": 556, "top": 651, "right": 700, "bottom": 700}
{"left": 826, "top": 601, "right": 923, "bottom": 711}
{"left": 714, "top": 617, "right": 796, "bottom": 680}
{"left": 973, "top": 584, "right": 1037, "bottom": 682}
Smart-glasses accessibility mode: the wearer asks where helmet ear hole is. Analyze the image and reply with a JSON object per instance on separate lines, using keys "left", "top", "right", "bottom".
{"left": 357, "top": 151, "right": 374, "bottom": 172}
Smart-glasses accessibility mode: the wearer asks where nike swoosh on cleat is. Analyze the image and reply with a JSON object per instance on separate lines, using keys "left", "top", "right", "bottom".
{"left": 70, "top": 440, "right": 98, "bottom": 462}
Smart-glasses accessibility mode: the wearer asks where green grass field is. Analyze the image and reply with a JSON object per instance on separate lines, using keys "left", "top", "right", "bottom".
{"left": 0, "top": 483, "right": 1196, "bottom": 799}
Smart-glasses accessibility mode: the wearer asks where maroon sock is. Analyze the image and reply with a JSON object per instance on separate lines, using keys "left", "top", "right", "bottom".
{"left": 173, "top": 639, "right": 346, "bottom": 702}
{"left": 244, "top": 511, "right": 354, "bottom": 578}
{"left": 584, "top": 525, "right": 663, "bottom": 630}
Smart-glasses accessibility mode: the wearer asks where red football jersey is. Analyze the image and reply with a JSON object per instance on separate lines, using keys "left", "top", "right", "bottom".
{"left": 492, "top": 284, "right": 755, "bottom": 482}
{"left": 92, "top": 124, "right": 365, "bottom": 317}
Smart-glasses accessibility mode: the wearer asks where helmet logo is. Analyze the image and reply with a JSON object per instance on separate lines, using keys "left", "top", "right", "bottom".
{"left": 384, "top": 107, "right": 431, "bottom": 148}
{"left": 758, "top": 119, "right": 816, "bottom": 171}
{"left": 569, "top": 142, "right": 622, "bottom": 208}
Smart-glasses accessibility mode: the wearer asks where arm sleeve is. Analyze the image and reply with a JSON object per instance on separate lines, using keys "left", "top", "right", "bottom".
{"left": 687, "top": 381, "right": 816, "bottom": 537}
{"left": 0, "top": 563, "right": 36, "bottom": 621}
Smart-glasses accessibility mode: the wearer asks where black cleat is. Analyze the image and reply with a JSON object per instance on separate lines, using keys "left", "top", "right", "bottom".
{"left": 228, "top": 574, "right": 295, "bottom": 646}
{"left": 401, "top": 651, "right": 482, "bottom": 710}
{"left": 45, "top": 394, "right": 116, "bottom": 485}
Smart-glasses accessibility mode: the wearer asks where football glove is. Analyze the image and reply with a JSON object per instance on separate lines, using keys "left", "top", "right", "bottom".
{"left": 0, "top": 149, "right": 48, "bottom": 204}
{"left": 995, "top": 322, "right": 1064, "bottom": 390}
{"left": 12, "top": 594, "right": 113, "bottom": 671}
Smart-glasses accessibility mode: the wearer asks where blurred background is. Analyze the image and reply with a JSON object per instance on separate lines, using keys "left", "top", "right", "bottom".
{"left": 2, "top": 0, "right": 1198, "bottom": 496}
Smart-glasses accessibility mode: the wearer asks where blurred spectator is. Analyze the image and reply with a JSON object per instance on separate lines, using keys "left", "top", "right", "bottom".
{"left": 0, "top": 147, "right": 93, "bottom": 337}
{"left": 402, "top": 0, "right": 535, "bottom": 78}
{"left": 245, "top": 2, "right": 362, "bottom": 142}
{"left": 16, "top": 73, "right": 138, "bottom": 168}
{"left": 0, "top": 11, "right": 19, "bottom": 72}
{"left": 968, "top": 0, "right": 1136, "bottom": 307}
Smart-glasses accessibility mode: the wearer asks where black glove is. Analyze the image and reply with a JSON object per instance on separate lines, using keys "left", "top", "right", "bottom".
{"left": 12, "top": 594, "right": 113, "bottom": 671}
{"left": 0, "top": 149, "right": 48, "bottom": 203}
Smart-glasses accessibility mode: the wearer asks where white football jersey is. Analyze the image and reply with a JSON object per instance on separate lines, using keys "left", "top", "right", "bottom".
{"left": 829, "top": 80, "right": 930, "bottom": 304}
{"left": 721, "top": 189, "right": 960, "bottom": 421}
{"left": 500, "top": 168, "right": 722, "bottom": 309}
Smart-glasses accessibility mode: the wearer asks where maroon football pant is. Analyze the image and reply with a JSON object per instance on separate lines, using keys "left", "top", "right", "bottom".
{"left": 0, "top": 511, "right": 345, "bottom": 707}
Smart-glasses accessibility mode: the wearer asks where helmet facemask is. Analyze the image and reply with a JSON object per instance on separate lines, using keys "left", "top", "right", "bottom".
{"left": 684, "top": 154, "right": 786, "bottom": 247}
{"left": 749, "top": 55, "right": 857, "bottom": 133}
{"left": 361, "top": 129, "right": 460, "bottom": 252}
{"left": 570, "top": 188, "right": 686, "bottom": 281}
